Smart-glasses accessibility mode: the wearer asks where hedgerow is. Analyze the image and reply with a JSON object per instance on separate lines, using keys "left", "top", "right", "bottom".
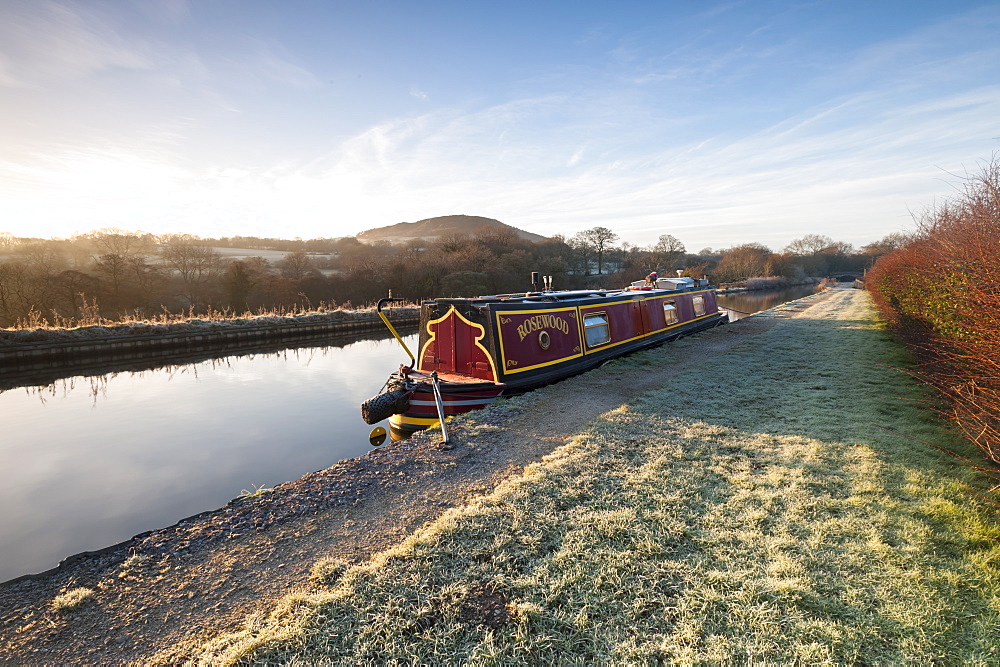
{"left": 867, "top": 159, "right": 1000, "bottom": 465}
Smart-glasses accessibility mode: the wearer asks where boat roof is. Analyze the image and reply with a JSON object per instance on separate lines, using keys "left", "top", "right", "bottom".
{"left": 427, "top": 285, "right": 711, "bottom": 307}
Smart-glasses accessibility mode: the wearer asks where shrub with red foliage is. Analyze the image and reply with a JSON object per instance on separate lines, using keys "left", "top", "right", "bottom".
{"left": 868, "top": 160, "right": 1000, "bottom": 464}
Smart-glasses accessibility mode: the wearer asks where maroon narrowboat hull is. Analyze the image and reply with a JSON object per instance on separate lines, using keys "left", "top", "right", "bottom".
{"left": 363, "top": 282, "right": 727, "bottom": 437}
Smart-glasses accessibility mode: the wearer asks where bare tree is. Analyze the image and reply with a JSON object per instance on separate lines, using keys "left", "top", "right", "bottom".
{"left": 650, "top": 234, "right": 686, "bottom": 272}
{"left": 86, "top": 228, "right": 155, "bottom": 257}
{"left": 276, "top": 251, "right": 316, "bottom": 280}
{"left": 783, "top": 234, "right": 858, "bottom": 275}
{"left": 860, "top": 232, "right": 910, "bottom": 260}
{"left": 574, "top": 226, "right": 619, "bottom": 275}
{"left": 15, "top": 242, "right": 70, "bottom": 312}
{"left": 568, "top": 233, "right": 594, "bottom": 275}
{"left": 222, "top": 258, "right": 269, "bottom": 311}
{"left": 93, "top": 253, "right": 164, "bottom": 313}
{"left": 161, "top": 239, "right": 223, "bottom": 307}
{"left": 474, "top": 226, "right": 519, "bottom": 254}
{"left": 0, "top": 261, "right": 32, "bottom": 326}
{"left": 93, "top": 253, "right": 130, "bottom": 303}
{"left": 10, "top": 241, "right": 65, "bottom": 273}
{"left": 52, "top": 270, "right": 101, "bottom": 319}
{"left": 784, "top": 234, "right": 836, "bottom": 256}
{"left": 714, "top": 243, "right": 773, "bottom": 282}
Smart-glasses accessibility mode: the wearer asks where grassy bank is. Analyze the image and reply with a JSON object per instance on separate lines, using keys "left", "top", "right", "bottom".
{"left": 178, "top": 289, "right": 1000, "bottom": 663}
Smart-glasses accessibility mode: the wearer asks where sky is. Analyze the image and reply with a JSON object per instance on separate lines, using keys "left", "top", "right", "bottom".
{"left": 1, "top": 0, "right": 998, "bottom": 252}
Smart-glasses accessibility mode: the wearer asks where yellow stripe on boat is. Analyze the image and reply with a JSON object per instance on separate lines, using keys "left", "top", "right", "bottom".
{"left": 389, "top": 414, "right": 450, "bottom": 428}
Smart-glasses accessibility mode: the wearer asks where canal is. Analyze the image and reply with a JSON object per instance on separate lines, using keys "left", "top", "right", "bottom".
{"left": 716, "top": 283, "right": 822, "bottom": 321}
{"left": 0, "top": 330, "right": 419, "bottom": 583}
{"left": 0, "top": 284, "right": 822, "bottom": 583}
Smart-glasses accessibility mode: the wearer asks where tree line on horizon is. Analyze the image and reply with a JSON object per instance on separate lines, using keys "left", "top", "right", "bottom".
{"left": 0, "top": 225, "right": 904, "bottom": 328}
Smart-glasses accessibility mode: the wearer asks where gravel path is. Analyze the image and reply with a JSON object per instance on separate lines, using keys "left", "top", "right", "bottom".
{"left": 0, "top": 289, "right": 837, "bottom": 663}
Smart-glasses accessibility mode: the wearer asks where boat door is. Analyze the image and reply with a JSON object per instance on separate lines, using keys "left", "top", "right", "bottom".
{"left": 421, "top": 306, "right": 496, "bottom": 381}
{"left": 632, "top": 294, "right": 651, "bottom": 337}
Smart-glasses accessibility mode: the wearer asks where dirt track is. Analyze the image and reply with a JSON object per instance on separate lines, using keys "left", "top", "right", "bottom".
{"left": 0, "top": 289, "right": 836, "bottom": 663}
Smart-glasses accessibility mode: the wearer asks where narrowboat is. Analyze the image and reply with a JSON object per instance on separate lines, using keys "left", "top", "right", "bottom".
{"left": 362, "top": 274, "right": 727, "bottom": 440}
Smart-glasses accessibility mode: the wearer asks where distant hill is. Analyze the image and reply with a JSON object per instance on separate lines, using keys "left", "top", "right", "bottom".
{"left": 356, "top": 215, "right": 546, "bottom": 244}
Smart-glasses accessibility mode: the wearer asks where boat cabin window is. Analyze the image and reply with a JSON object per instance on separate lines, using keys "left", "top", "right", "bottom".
{"left": 693, "top": 295, "right": 706, "bottom": 316}
{"left": 663, "top": 301, "right": 678, "bottom": 325}
{"left": 583, "top": 312, "right": 611, "bottom": 347}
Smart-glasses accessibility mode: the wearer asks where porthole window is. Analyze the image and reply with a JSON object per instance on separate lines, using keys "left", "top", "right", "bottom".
{"left": 538, "top": 330, "right": 551, "bottom": 350}
{"left": 693, "top": 295, "right": 705, "bottom": 316}
{"left": 663, "top": 301, "right": 678, "bottom": 325}
{"left": 583, "top": 312, "right": 611, "bottom": 347}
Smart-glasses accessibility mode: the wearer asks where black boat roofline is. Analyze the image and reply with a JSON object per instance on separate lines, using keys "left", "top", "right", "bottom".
{"left": 429, "top": 286, "right": 713, "bottom": 307}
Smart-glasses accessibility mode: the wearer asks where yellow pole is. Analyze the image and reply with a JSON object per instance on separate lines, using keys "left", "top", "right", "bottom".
{"left": 376, "top": 297, "right": 415, "bottom": 367}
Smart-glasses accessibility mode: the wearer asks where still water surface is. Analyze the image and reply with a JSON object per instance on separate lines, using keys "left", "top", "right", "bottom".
{"left": 716, "top": 284, "right": 822, "bottom": 320}
{"left": 0, "top": 285, "right": 820, "bottom": 582}
{"left": 0, "top": 332, "right": 418, "bottom": 583}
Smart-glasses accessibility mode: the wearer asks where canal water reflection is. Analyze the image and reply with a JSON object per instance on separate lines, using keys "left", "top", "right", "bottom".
{"left": 716, "top": 284, "right": 823, "bottom": 321}
{"left": 0, "top": 331, "right": 418, "bottom": 583}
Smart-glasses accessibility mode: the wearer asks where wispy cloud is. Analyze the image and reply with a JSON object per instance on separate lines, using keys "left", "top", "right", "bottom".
{"left": 0, "top": 0, "right": 150, "bottom": 87}
{"left": 134, "top": 0, "right": 191, "bottom": 25}
{"left": 0, "top": 53, "right": 20, "bottom": 87}
{"left": 252, "top": 47, "right": 323, "bottom": 89}
{"left": 4, "top": 63, "right": 996, "bottom": 248}
{"left": 567, "top": 147, "right": 585, "bottom": 167}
